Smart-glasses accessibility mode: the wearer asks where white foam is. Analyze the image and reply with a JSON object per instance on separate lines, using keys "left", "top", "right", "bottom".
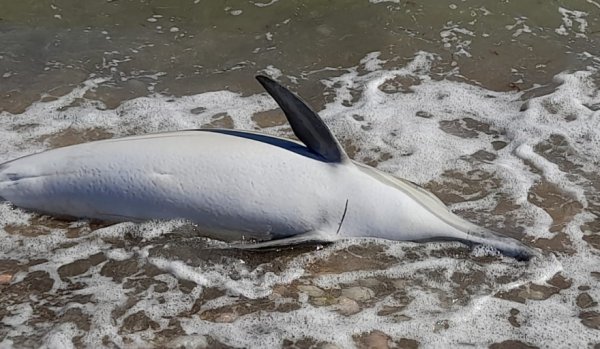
{"left": 167, "top": 335, "right": 209, "bottom": 348}
{"left": 149, "top": 250, "right": 309, "bottom": 299}
{"left": 440, "top": 24, "right": 474, "bottom": 57}
{"left": 556, "top": 7, "right": 589, "bottom": 38}
{"left": 262, "top": 65, "right": 282, "bottom": 79}
{"left": 506, "top": 17, "right": 533, "bottom": 38}
{"left": 251, "top": 0, "right": 280, "bottom": 7}
{"left": 40, "top": 323, "right": 79, "bottom": 349}
{"left": 360, "top": 52, "right": 385, "bottom": 72}
{"left": 2, "top": 303, "right": 33, "bottom": 327}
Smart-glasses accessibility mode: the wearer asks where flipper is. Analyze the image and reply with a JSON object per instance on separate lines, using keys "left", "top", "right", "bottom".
{"left": 256, "top": 75, "right": 349, "bottom": 163}
{"left": 230, "top": 230, "right": 336, "bottom": 250}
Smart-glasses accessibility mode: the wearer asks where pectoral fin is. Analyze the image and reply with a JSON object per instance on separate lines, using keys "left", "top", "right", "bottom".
{"left": 230, "top": 230, "right": 336, "bottom": 250}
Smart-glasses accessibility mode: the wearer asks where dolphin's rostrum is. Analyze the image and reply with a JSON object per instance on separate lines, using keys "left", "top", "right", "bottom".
{"left": 0, "top": 76, "right": 536, "bottom": 260}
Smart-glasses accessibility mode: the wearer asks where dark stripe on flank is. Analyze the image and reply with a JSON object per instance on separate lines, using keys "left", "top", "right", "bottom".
{"left": 192, "top": 129, "right": 326, "bottom": 162}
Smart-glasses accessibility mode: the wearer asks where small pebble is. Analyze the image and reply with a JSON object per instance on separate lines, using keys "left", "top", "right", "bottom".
{"left": 358, "top": 331, "right": 391, "bottom": 349}
{"left": 337, "top": 296, "right": 360, "bottom": 316}
{"left": 577, "top": 293, "right": 596, "bottom": 309}
{"left": 319, "top": 344, "right": 341, "bottom": 349}
{"left": 297, "top": 285, "right": 325, "bottom": 297}
{"left": 341, "top": 286, "right": 375, "bottom": 302}
{"left": 0, "top": 274, "right": 13, "bottom": 284}
{"left": 214, "top": 312, "right": 237, "bottom": 323}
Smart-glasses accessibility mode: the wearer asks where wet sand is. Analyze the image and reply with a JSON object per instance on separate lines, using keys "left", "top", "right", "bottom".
{"left": 1, "top": 0, "right": 598, "bottom": 114}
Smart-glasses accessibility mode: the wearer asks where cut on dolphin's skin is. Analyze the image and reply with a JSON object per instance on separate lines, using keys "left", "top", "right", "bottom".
{"left": 0, "top": 75, "right": 537, "bottom": 260}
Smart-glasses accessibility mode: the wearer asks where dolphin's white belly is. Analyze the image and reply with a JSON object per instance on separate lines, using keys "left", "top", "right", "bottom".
{"left": 0, "top": 130, "right": 344, "bottom": 239}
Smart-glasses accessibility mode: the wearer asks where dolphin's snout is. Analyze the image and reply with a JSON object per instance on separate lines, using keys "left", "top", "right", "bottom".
{"left": 495, "top": 237, "right": 540, "bottom": 262}
{"left": 512, "top": 247, "right": 537, "bottom": 262}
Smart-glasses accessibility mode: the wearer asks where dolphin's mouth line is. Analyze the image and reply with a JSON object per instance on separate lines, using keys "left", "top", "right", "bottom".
{"left": 2, "top": 171, "right": 76, "bottom": 182}
{"left": 6, "top": 173, "right": 46, "bottom": 181}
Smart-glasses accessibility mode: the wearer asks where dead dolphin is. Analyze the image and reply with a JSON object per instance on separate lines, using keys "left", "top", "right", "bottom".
{"left": 0, "top": 76, "right": 535, "bottom": 260}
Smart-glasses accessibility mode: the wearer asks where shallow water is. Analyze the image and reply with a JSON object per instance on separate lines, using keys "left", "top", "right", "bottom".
{"left": 1, "top": 1, "right": 600, "bottom": 348}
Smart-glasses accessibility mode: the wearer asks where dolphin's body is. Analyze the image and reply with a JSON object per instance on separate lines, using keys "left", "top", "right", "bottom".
{"left": 0, "top": 76, "right": 534, "bottom": 259}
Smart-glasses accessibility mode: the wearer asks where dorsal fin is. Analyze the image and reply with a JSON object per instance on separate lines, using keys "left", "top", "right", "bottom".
{"left": 256, "top": 75, "right": 348, "bottom": 163}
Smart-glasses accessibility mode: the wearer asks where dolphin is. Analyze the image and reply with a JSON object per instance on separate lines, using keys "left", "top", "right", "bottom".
{"left": 0, "top": 76, "right": 535, "bottom": 260}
